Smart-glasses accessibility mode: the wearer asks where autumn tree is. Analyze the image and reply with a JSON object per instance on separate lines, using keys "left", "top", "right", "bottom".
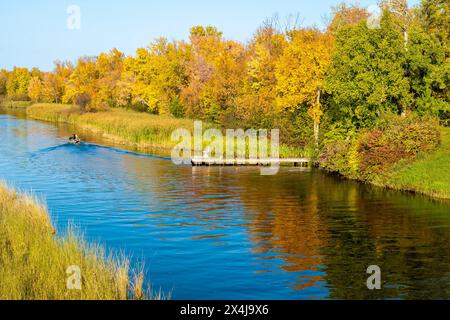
{"left": 181, "top": 26, "right": 246, "bottom": 123}
{"left": 30, "top": 67, "right": 44, "bottom": 80}
{"left": 63, "top": 56, "right": 100, "bottom": 112}
{"left": 28, "top": 76, "right": 44, "bottom": 102}
{"left": 327, "top": 3, "right": 369, "bottom": 34}
{"left": 0, "top": 70, "right": 8, "bottom": 96}
{"left": 238, "top": 21, "right": 287, "bottom": 128}
{"left": 275, "top": 29, "right": 335, "bottom": 146}
{"left": 96, "top": 48, "right": 125, "bottom": 108}
{"left": 6, "top": 67, "right": 31, "bottom": 101}
{"left": 125, "top": 39, "right": 189, "bottom": 115}
{"left": 44, "top": 61, "right": 74, "bottom": 103}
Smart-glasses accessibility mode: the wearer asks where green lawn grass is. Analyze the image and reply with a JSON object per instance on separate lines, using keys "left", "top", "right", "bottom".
{"left": 0, "top": 182, "right": 153, "bottom": 300}
{"left": 382, "top": 127, "right": 450, "bottom": 199}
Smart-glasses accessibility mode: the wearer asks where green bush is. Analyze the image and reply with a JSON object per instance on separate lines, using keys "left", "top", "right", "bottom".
{"left": 319, "top": 122, "right": 358, "bottom": 177}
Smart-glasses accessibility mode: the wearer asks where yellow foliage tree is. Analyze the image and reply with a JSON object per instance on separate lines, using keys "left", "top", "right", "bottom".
{"left": 63, "top": 56, "right": 99, "bottom": 112}
{"left": 181, "top": 26, "right": 246, "bottom": 123}
{"left": 6, "top": 67, "right": 31, "bottom": 101}
{"left": 28, "top": 76, "right": 43, "bottom": 102}
{"left": 275, "top": 29, "right": 335, "bottom": 146}
{"left": 126, "top": 39, "right": 190, "bottom": 115}
{"left": 238, "top": 23, "right": 287, "bottom": 127}
{"left": 96, "top": 48, "right": 124, "bottom": 108}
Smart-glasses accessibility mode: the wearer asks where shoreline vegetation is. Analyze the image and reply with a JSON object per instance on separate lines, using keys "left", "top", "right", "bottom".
{"left": 25, "top": 103, "right": 310, "bottom": 158}
{"left": 0, "top": 182, "right": 156, "bottom": 300}
{"left": 13, "top": 102, "right": 449, "bottom": 200}
{"left": 0, "top": 99, "right": 31, "bottom": 109}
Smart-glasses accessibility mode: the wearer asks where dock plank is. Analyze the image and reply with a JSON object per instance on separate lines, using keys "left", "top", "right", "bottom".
{"left": 191, "top": 157, "right": 311, "bottom": 167}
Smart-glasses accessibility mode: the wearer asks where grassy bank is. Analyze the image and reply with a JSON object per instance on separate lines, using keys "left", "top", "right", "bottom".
{"left": 320, "top": 113, "right": 450, "bottom": 200}
{"left": 380, "top": 127, "right": 450, "bottom": 199}
{"left": 0, "top": 182, "right": 150, "bottom": 300}
{"left": 26, "top": 103, "right": 309, "bottom": 158}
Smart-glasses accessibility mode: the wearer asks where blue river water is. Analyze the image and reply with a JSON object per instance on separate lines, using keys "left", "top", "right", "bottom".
{"left": 0, "top": 110, "right": 449, "bottom": 299}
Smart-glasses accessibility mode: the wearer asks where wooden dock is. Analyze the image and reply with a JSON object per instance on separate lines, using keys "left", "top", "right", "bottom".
{"left": 191, "top": 157, "right": 311, "bottom": 167}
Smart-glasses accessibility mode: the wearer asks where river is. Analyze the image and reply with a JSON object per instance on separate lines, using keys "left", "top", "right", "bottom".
{"left": 0, "top": 108, "right": 449, "bottom": 299}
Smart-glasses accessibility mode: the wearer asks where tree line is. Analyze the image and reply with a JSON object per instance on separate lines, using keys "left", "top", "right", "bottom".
{"left": 0, "top": 0, "right": 448, "bottom": 147}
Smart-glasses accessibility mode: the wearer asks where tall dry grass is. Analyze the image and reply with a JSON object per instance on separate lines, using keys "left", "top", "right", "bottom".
{"left": 0, "top": 182, "right": 153, "bottom": 300}
{"left": 27, "top": 104, "right": 198, "bottom": 149}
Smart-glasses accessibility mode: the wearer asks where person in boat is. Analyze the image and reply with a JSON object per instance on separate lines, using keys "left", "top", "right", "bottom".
{"left": 69, "top": 134, "right": 81, "bottom": 144}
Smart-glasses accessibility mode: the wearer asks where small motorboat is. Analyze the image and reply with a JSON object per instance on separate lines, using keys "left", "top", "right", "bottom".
{"left": 69, "top": 134, "right": 81, "bottom": 145}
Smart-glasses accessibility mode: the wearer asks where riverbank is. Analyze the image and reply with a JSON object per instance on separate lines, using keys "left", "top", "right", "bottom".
{"left": 0, "top": 182, "right": 149, "bottom": 300}
{"left": 23, "top": 103, "right": 449, "bottom": 200}
{"left": 320, "top": 114, "right": 449, "bottom": 200}
{"left": 26, "top": 103, "right": 310, "bottom": 158}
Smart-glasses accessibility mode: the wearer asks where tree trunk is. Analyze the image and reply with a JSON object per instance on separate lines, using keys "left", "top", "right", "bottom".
{"left": 314, "top": 89, "right": 321, "bottom": 148}
{"left": 404, "top": 28, "right": 408, "bottom": 50}
{"left": 314, "top": 121, "right": 319, "bottom": 147}
{"left": 402, "top": 25, "right": 408, "bottom": 117}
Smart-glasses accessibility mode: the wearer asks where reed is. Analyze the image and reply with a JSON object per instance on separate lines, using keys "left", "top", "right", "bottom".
{"left": 0, "top": 182, "right": 155, "bottom": 300}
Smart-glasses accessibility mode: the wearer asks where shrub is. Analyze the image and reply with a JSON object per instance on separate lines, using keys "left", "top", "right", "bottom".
{"left": 319, "top": 122, "right": 359, "bottom": 177}
{"left": 320, "top": 113, "right": 441, "bottom": 181}
{"left": 357, "top": 129, "right": 409, "bottom": 180}
{"left": 358, "top": 114, "right": 441, "bottom": 180}
{"left": 320, "top": 140, "right": 352, "bottom": 175}
{"left": 75, "top": 93, "right": 91, "bottom": 113}
{"left": 169, "top": 98, "right": 185, "bottom": 118}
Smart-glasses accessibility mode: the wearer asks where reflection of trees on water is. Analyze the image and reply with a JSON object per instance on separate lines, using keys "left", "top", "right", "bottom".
{"left": 120, "top": 155, "right": 450, "bottom": 299}
{"left": 231, "top": 171, "right": 449, "bottom": 299}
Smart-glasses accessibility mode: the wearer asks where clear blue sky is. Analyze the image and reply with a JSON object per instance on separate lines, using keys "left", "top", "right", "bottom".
{"left": 0, "top": 0, "right": 420, "bottom": 71}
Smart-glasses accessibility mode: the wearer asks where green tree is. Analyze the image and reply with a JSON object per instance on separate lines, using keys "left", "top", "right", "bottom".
{"left": 325, "top": 14, "right": 412, "bottom": 128}
{"left": 379, "top": 0, "right": 414, "bottom": 50}
{"left": 407, "top": 25, "right": 450, "bottom": 124}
